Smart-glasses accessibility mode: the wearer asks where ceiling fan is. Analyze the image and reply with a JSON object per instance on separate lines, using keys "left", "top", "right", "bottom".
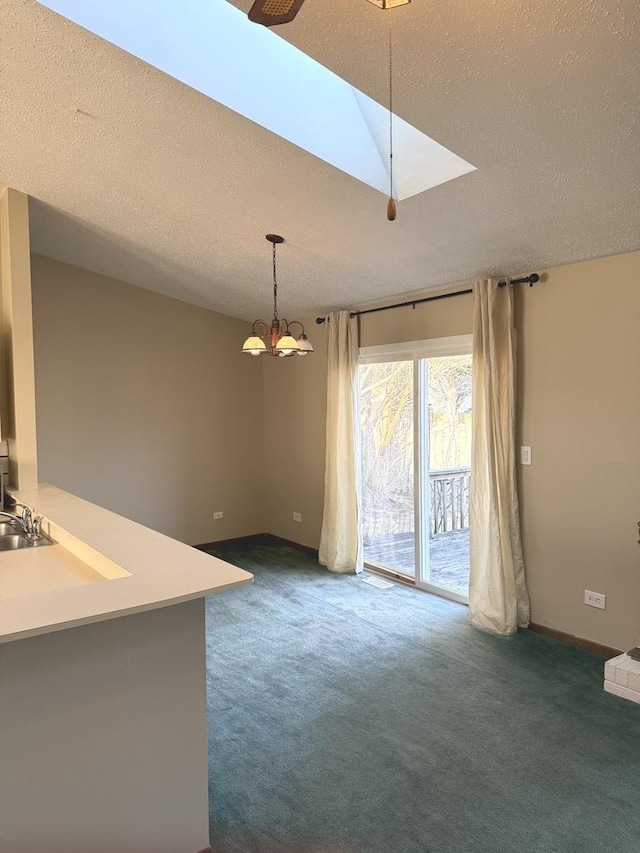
{"left": 248, "top": 0, "right": 411, "bottom": 221}
{"left": 248, "top": 0, "right": 409, "bottom": 28}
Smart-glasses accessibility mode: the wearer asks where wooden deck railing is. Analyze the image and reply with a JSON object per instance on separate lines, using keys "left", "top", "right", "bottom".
{"left": 361, "top": 466, "right": 471, "bottom": 540}
{"left": 429, "top": 466, "right": 470, "bottom": 534}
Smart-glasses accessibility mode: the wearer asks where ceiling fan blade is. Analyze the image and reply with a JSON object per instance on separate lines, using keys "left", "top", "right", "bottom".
{"left": 248, "top": 0, "right": 307, "bottom": 27}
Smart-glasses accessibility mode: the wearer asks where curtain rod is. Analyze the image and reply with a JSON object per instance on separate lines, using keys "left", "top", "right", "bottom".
{"left": 315, "top": 273, "right": 540, "bottom": 324}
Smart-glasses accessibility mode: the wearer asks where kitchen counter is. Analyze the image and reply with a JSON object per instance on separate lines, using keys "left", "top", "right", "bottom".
{"left": 0, "top": 541, "right": 107, "bottom": 600}
{"left": 0, "top": 484, "right": 252, "bottom": 852}
{"left": 0, "top": 483, "right": 252, "bottom": 643}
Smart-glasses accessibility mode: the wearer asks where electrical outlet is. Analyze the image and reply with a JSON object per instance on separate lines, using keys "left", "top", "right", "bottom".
{"left": 584, "top": 590, "right": 606, "bottom": 610}
{"left": 213, "top": 511, "right": 224, "bottom": 520}
{"left": 293, "top": 512, "right": 302, "bottom": 523}
{"left": 520, "top": 446, "right": 532, "bottom": 465}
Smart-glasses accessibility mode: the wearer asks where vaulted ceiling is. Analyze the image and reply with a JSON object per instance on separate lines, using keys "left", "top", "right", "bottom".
{"left": 1, "top": 0, "right": 638, "bottom": 319}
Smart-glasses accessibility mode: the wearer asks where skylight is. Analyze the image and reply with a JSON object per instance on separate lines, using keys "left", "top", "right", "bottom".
{"left": 38, "top": 0, "right": 476, "bottom": 200}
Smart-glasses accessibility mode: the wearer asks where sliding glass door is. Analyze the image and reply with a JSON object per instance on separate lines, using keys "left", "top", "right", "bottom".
{"left": 360, "top": 337, "right": 472, "bottom": 603}
{"left": 360, "top": 360, "right": 415, "bottom": 576}
{"left": 423, "top": 355, "right": 472, "bottom": 598}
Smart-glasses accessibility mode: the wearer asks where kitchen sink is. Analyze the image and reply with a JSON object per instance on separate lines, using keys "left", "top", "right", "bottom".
{"left": 0, "top": 519, "right": 55, "bottom": 551}
{"left": 0, "top": 533, "right": 55, "bottom": 552}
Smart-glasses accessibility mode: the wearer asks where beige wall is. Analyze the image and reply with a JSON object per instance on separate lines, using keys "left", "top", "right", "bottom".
{"left": 263, "top": 315, "right": 327, "bottom": 549}
{"left": 0, "top": 188, "right": 38, "bottom": 488}
{"left": 263, "top": 253, "right": 640, "bottom": 650}
{"left": 359, "top": 286, "right": 472, "bottom": 348}
{"left": 31, "top": 255, "right": 264, "bottom": 545}
{"left": 516, "top": 251, "right": 640, "bottom": 652}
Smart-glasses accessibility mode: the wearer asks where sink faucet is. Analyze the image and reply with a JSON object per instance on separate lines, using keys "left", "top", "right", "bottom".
{"left": 0, "top": 503, "right": 44, "bottom": 541}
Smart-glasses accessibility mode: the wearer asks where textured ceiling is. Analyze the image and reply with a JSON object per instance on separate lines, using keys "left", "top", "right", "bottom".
{"left": 1, "top": 0, "right": 639, "bottom": 320}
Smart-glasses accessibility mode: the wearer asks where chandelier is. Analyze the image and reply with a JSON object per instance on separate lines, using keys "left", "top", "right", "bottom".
{"left": 242, "top": 234, "right": 314, "bottom": 358}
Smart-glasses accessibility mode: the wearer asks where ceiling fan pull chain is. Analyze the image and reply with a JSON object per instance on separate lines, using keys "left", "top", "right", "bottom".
{"left": 387, "top": 10, "right": 397, "bottom": 221}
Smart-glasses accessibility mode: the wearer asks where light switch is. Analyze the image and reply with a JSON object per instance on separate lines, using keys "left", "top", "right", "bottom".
{"left": 520, "top": 446, "right": 532, "bottom": 465}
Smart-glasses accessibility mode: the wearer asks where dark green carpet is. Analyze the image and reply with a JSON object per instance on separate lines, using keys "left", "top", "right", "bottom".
{"left": 203, "top": 537, "right": 640, "bottom": 853}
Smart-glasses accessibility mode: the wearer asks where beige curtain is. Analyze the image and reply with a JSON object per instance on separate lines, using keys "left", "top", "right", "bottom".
{"left": 469, "top": 280, "right": 530, "bottom": 635}
{"left": 319, "top": 310, "right": 362, "bottom": 574}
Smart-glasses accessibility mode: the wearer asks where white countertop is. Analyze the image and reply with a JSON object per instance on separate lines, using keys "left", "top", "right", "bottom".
{"left": 0, "top": 484, "right": 252, "bottom": 644}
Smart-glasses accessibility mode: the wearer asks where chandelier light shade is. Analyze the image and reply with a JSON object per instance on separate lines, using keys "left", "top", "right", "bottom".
{"left": 242, "top": 234, "right": 314, "bottom": 358}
